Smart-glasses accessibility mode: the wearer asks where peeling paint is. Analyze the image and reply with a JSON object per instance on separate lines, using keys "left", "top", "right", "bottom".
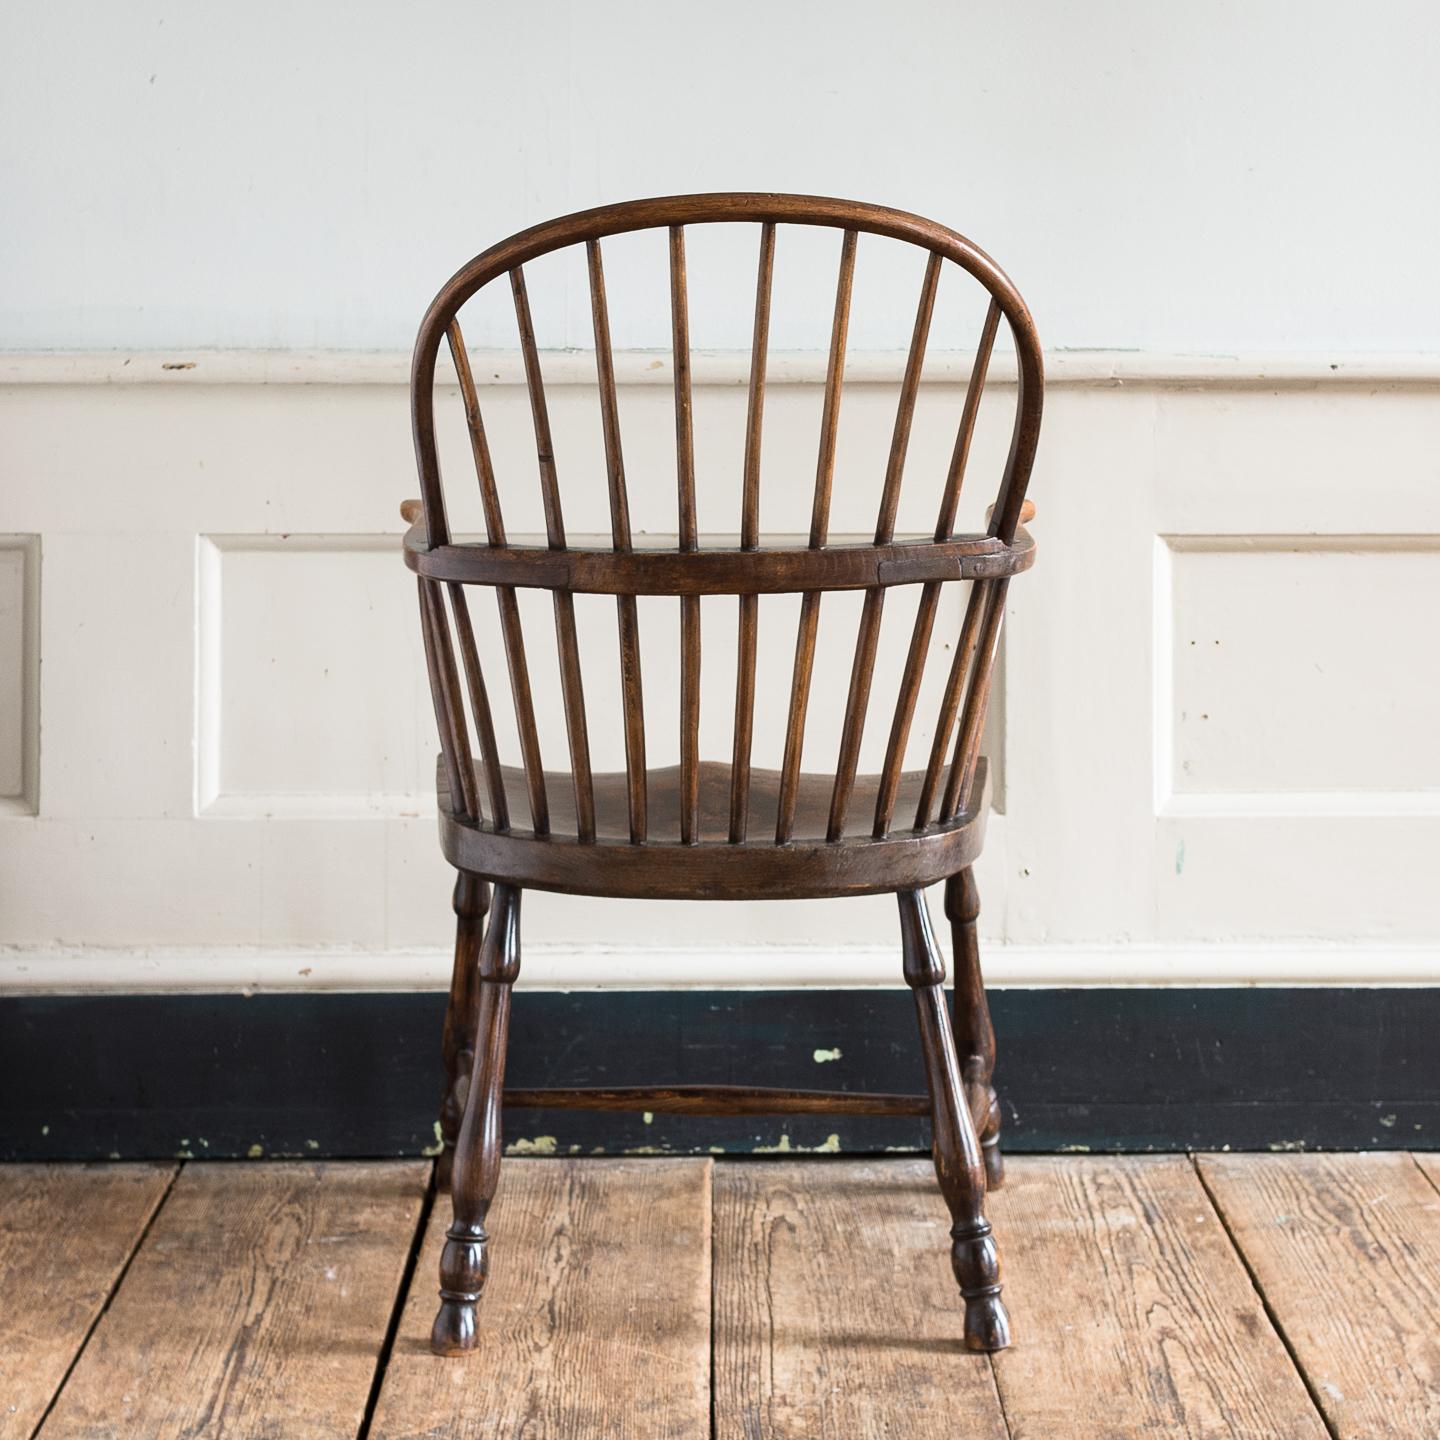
{"left": 642, "top": 1111, "right": 654, "bottom": 1125}
{"left": 1057, "top": 1144, "right": 1092, "bottom": 1153}
{"left": 420, "top": 1120, "right": 444, "bottom": 1158}
{"left": 40, "top": 1124, "right": 49, "bottom": 1136}
{"left": 246, "top": 1143, "right": 264, "bottom": 1158}
{"left": 306, "top": 1138, "right": 320, "bottom": 1150}
{"left": 812, "top": 1047, "right": 843, "bottom": 1064}
{"left": 753, "top": 1132, "right": 842, "bottom": 1155}
{"left": 507, "top": 1135, "right": 558, "bottom": 1156}
{"left": 1377, "top": 1113, "right": 1397, "bottom": 1128}
{"left": 1268, "top": 1140, "right": 1307, "bottom": 1152}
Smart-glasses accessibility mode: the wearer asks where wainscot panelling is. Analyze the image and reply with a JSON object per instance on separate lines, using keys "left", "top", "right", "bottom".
{"left": 0, "top": 356, "right": 1437, "bottom": 984}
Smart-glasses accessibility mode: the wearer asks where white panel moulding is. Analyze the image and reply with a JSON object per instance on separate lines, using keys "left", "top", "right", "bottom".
{"left": 7, "top": 350, "right": 1440, "bottom": 388}
{"left": 2, "top": 942, "right": 1439, "bottom": 993}
{"left": 1154, "top": 534, "right": 1440, "bottom": 819}
{"left": 0, "top": 536, "right": 41, "bottom": 816}
{"left": 196, "top": 534, "right": 436, "bottom": 818}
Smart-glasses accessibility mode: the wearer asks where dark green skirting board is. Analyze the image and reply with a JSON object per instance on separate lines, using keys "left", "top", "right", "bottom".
{"left": 2, "top": 987, "right": 1435, "bottom": 1161}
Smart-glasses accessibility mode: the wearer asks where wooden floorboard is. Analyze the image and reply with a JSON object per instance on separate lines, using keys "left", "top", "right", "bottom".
{"left": 0, "top": 1163, "right": 175, "bottom": 1440}
{"left": 36, "top": 1160, "right": 428, "bottom": 1439}
{"left": 987, "top": 1155, "right": 1329, "bottom": 1439}
{"left": 369, "top": 1158, "right": 712, "bottom": 1440}
{"left": 1200, "top": 1151, "right": 1440, "bottom": 1439}
{"left": 712, "top": 1159, "right": 1008, "bottom": 1439}
{"left": 5, "top": 1154, "right": 1437, "bottom": 1436}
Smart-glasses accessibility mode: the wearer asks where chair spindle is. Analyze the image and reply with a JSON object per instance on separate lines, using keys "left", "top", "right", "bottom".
{"left": 873, "top": 298, "right": 1000, "bottom": 837}
{"left": 942, "top": 577, "right": 1008, "bottom": 821}
{"left": 443, "top": 324, "right": 514, "bottom": 828}
{"left": 587, "top": 239, "right": 647, "bottom": 842}
{"left": 777, "top": 229, "right": 856, "bottom": 843}
{"left": 827, "top": 252, "right": 941, "bottom": 841}
{"left": 419, "top": 578, "right": 480, "bottom": 822}
{"left": 671, "top": 226, "right": 701, "bottom": 843}
{"left": 513, "top": 264, "right": 596, "bottom": 841}
{"left": 913, "top": 582, "right": 987, "bottom": 829}
{"left": 447, "top": 321, "right": 507, "bottom": 545}
{"left": 447, "top": 584, "right": 509, "bottom": 831}
{"left": 730, "top": 222, "right": 775, "bottom": 843}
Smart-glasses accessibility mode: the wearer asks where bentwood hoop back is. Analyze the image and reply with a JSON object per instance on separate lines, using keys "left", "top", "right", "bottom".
{"left": 403, "top": 193, "right": 1043, "bottom": 1356}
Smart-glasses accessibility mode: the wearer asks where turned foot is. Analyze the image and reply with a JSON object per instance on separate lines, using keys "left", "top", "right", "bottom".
{"left": 430, "top": 1229, "right": 489, "bottom": 1355}
{"left": 953, "top": 1221, "right": 1011, "bottom": 1351}
{"left": 963, "top": 1291, "right": 1013, "bottom": 1352}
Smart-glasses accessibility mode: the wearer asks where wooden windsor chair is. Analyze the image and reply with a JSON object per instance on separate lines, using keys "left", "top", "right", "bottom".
{"left": 402, "top": 194, "right": 1043, "bottom": 1356}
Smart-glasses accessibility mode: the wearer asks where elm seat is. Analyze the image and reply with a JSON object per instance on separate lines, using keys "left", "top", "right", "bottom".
{"left": 437, "top": 757, "right": 990, "bottom": 900}
{"left": 404, "top": 193, "right": 1044, "bottom": 1362}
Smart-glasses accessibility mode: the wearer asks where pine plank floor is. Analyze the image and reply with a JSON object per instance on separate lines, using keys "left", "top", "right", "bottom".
{"left": 3, "top": 1154, "right": 1437, "bottom": 1438}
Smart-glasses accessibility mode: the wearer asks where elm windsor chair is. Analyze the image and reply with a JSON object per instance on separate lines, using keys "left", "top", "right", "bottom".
{"left": 402, "top": 193, "right": 1042, "bottom": 1356}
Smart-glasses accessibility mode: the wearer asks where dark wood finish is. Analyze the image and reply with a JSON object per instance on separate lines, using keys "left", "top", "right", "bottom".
{"left": 899, "top": 887, "right": 1009, "bottom": 1350}
{"left": 874, "top": 300, "right": 1000, "bottom": 838}
{"left": 446, "top": 583, "right": 508, "bottom": 829}
{"left": 587, "top": 238, "right": 648, "bottom": 843}
{"left": 403, "top": 527, "right": 1032, "bottom": 590}
{"left": 374, "top": 1161, "right": 713, "bottom": 1439}
{"left": 438, "top": 756, "right": 991, "bottom": 899}
{"left": 990, "top": 1157, "right": 1330, "bottom": 1437}
{"left": 947, "top": 867, "right": 1003, "bottom": 1188}
{"left": 671, "top": 226, "right": 703, "bottom": 845}
{"left": 778, "top": 229, "right": 856, "bottom": 844}
{"left": 729, "top": 222, "right": 775, "bottom": 843}
{"left": 0, "top": 1163, "right": 174, "bottom": 1437}
{"left": 1200, "top": 1152, "right": 1440, "bottom": 1437}
{"left": 826, "top": 254, "right": 940, "bottom": 841}
{"left": 503, "top": 1085, "right": 934, "bottom": 1117}
{"left": 406, "top": 194, "right": 1043, "bottom": 1356}
{"left": 436, "top": 870, "right": 489, "bottom": 1188}
{"left": 39, "top": 1162, "right": 430, "bottom": 1439}
{"left": 432, "top": 882, "right": 520, "bottom": 1356}
{"left": 512, "top": 265, "right": 595, "bottom": 840}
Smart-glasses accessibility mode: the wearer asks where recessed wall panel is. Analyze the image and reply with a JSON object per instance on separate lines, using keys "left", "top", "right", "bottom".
{"left": 0, "top": 537, "right": 39, "bottom": 812}
{"left": 200, "top": 536, "right": 434, "bottom": 815}
{"left": 1166, "top": 538, "right": 1440, "bottom": 802}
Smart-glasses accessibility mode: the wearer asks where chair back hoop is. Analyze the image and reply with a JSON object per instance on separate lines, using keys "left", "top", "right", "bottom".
{"left": 406, "top": 193, "right": 1043, "bottom": 856}
{"left": 412, "top": 194, "right": 1042, "bottom": 548}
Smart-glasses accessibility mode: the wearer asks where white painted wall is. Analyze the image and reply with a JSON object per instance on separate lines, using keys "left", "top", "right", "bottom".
{"left": 2, "top": 2, "right": 1438, "bottom": 991}
{"left": 4, "top": 1, "right": 1439, "bottom": 352}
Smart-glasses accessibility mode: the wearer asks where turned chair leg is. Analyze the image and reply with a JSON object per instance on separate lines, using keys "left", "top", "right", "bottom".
{"left": 900, "top": 888, "right": 1011, "bottom": 1352}
{"left": 431, "top": 883, "right": 521, "bottom": 1357}
{"left": 437, "top": 872, "right": 490, "bottom": 1191}
{"left": 945, "top": 869, "right": 1003, "bottom": 1190}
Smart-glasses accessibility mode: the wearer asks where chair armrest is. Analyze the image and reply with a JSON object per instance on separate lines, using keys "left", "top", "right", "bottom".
{"left": 985, "top": 498, "right": 1036, "bottom": 526}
